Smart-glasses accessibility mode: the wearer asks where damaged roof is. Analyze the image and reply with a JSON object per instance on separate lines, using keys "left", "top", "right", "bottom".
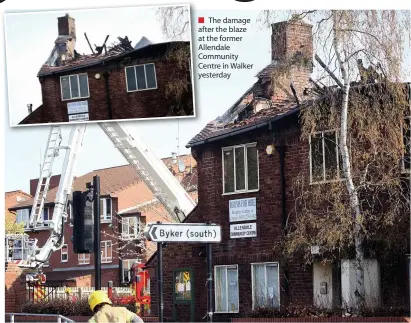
{"left": 38, "top": 40, "right": 189, "bottom": 77}
{"left": 186, "top": 80, "right": 300, "bottom": 148}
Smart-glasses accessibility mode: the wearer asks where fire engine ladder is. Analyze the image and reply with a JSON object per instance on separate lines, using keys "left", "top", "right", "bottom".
{"left": 28, "top": 126, "right": 62, "bottom": 227}
{"left": 99, "top": 122, "right": 196, "bottom": 222}
{"left": 21, "top": 125, "right": 87, "bottom": 268}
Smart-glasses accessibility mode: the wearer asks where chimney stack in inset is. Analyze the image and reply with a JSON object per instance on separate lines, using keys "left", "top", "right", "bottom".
{"left": 58, "top": 13, "right": 76, "bottom": 39}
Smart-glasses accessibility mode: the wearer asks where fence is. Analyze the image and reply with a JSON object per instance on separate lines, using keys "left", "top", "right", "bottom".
{"left": 26, "top": 285, "right": 133, "bottom": 302}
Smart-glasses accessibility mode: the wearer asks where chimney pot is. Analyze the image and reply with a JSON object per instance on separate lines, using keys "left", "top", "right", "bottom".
{"left": 27, "top": 104, "right": 33, "bottom": 114}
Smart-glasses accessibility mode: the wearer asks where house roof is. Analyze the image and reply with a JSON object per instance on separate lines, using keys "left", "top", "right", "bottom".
{"left": 186, "top": 80, "right": 300, "bottom": 148}
{"left": 11, "top": 154, "right": 197, "bottom": 210}
{"left": 38, "top": 41, "right": 189, "bottom": 77}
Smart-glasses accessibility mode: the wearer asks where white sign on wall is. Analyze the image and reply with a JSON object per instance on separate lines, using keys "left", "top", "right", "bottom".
{"left": 229, "top": 197, "right": 256, "bottom": 222}
{"left": 67, "top": 101, "right": 89, "bottom": 115}
{"left": 69, "top": 113, "right": 89, "bottom": 122}
{"left": 230, "top": 222, "right": 257, "bottom": 239}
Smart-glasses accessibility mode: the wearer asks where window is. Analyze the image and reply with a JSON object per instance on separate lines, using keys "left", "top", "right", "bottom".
{"left": 60, "top": 73, "right": 89, "bottom": 100}
{"left": 251, "top": 262, "right": 280, "bottom": 309}
{"left": 6, "top": 237, "right": 26, "bottom": 261}
{"left": 309, "top": 130, "right": 342, "bottom": 183}
{"left": 101, "top": 241, "right": 112, "bottom": 263}
{"left": 215, "top": 265, "right": 239, "bottom": 313}
{"left": 122, "top": 259, "right": 141, "bottom": 283}
{"left": 174, "top": 270, "right": 192, "bottom": 301}
{"left": 125, "top": 63, "right": 157, "bottom": 92}
{"left": 100, "top": 198, "right": 112, "bottom": 223}
{"left": 402, "top": 117, "right": 411, "bottom": 172}
{"left": 16, "top": 209, "right": 30, "bottom": 228}
{"left": 61, "top": 244, "right": 68, "bottom": 262}
{"left": 121, "top": 216, "right": 141, "bottom": 240}
{"left": 222, "top": 143, "right": 259, "bottom": 194}
{"left": 78, "top": 253, "right": 90, "bottom": 265}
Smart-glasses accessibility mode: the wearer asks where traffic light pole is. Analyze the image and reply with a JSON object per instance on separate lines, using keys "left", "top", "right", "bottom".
{"left": 93, "top": 175, "right": 101, "bottom": 290}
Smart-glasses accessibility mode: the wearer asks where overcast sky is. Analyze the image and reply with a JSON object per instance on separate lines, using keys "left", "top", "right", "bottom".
{"left": 5, "top": 9, "right": 271, "bottom": 193}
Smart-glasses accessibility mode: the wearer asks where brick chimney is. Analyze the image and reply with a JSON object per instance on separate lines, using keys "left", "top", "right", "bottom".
{"left": 55, "top": 14, "right": 76, "bottom": 62}
{"left": 262, "top": 18, "right": 313, "bottom": 101}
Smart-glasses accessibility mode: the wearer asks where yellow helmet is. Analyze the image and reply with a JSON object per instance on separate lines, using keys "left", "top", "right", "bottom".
{"left": 88, "top": 290, "right": 112, "bottom": 312}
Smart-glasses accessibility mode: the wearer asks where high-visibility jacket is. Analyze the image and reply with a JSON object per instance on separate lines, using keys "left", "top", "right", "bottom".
{"left": 88, "top": 304, "right": 144, "bottom": 323}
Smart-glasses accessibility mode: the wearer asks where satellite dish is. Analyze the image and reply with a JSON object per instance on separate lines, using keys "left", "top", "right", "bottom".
{"left": 178, "top": 160, "right": 186, "bottom": 173}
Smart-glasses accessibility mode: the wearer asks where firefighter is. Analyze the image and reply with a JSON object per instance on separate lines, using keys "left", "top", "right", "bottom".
{"left": 88, "top": 290, "right": 144, "bottom": 323}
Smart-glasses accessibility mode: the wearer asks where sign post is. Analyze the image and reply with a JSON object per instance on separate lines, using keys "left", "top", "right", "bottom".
{"left": 145, "top": 222, "right": 221, "bottom": 322}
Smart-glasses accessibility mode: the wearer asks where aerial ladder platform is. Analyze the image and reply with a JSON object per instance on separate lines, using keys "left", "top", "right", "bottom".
{"left": 17, "top": 122, "right": 196, "bottom": 269}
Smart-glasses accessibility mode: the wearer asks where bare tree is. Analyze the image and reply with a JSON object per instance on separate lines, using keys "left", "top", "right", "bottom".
{"left": 155, "top": 6, "right": 190, "bottom": 41}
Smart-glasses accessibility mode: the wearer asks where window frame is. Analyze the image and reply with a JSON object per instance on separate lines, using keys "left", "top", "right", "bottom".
{"left": 402, "top": 116, "right": 411, "bottom": 173}
{"left": 309, "top": 130, "right": 343, "bottom": 184}
{"left": 100, "top": 198, "right": 112, "bottom": 223}
{"left": 61, "top": 244, "right": 68, "bottom": 263}
{"left": 78, "top": 253, "right": 90, "bottom": 265}
{"left": 214, "top": 264, "right": 240, "bottom": 314}
{"left": 251, "top": 262, "right": 280, "bottom": 310}
{"left": 125, "top": 63, "right": 158, "bottom": 93}
{"left": 60, "top": 73, "right": 90, "bottom": 101}
{"left": 121, "top": 259, "right": 141, "bottom": 283}
{"left": 121, "top": 216, "right": 141, "bottom": 240}
{"left": 101, "top": 240, "right": 112, "bottom": 263}
{"left": 222, "top": 142, "right": 259, "bottom": 195}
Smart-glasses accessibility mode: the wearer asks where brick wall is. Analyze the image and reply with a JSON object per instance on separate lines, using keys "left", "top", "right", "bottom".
{"left": 22, "top": 43, "right": 193, "bottom": 124}
{"left": 5, "top": 263, "right": 26, "bottom": 313}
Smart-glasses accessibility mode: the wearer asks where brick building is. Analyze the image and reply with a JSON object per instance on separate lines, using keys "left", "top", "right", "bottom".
{"left": 5, "top": 190, "right": 32, "bottom": 230}
{"left": 19, "top": 14, "right": 194, "bottom": 125}
{"left": 9, "top": 154, "right": 197, "bottom": 287}
{"left": 145, "top": 19, "right": 410, "bottom": 321}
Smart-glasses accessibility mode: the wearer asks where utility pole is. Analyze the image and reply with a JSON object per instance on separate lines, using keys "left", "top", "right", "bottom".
{"left": 93, "top": 175, "right": 101, "bottom": 290}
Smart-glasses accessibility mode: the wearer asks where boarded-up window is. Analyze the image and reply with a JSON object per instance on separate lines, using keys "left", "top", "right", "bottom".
{"left": 174, "top": 270, "right": 192, "bottom": 301}
{"left": 223, "top": 143, "right": 259, "bottom": 194}
{"left": 215, "top": 265, "right": 239, "bottom": 313}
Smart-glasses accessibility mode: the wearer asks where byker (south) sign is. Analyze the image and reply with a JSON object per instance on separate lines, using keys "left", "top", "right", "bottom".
{"left": 144, "top": 223, "right": 222, "bottom": 243}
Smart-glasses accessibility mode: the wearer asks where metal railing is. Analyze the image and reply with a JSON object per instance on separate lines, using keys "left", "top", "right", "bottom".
{"left": 6, "top": 313, "right": 75, "bottom": 323}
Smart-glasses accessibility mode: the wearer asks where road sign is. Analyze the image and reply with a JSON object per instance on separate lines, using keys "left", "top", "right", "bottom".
{"left": 144, "top": 223, "right": 221, "bottom": 243}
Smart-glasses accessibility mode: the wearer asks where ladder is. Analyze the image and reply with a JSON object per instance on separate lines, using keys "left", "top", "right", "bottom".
{"left": 100, "top": 122, "right": 195, "bottom": 222}
{"left": 28, "top": 127, "right": 62, "bottom": 227}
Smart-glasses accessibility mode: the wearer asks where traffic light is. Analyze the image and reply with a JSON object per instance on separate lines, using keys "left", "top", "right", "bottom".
{"left": 72, "top": 190, "right": 94, "bottom": 253}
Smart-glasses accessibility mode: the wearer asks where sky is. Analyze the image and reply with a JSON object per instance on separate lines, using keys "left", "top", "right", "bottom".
{"left": 5, "top": 9, "right": 271, "bottom": 193}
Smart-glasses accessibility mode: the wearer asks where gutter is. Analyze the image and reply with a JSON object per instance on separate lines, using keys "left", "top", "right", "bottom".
{"left": 187, "top": 106, "right": 300, "bottom": 148}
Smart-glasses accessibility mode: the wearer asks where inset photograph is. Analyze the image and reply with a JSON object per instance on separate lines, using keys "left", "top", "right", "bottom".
{"left": 5, "top": 5, "right": 195, "bottom": 126}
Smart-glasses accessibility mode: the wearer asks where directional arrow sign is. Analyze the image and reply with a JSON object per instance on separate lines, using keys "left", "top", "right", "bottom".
{"left": 144, "top": 223, "right": 221, "bottom": 243}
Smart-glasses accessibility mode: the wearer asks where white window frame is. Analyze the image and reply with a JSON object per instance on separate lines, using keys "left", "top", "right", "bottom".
{"left": 101, "top": 240, "right": 112, "bottom": 263}
{"left": 78, "top": 253, "right": 90, "bottom": 265}
{"left": 214, "top": 264, "right": 239, "bottom": 314}
{"left": 16, "top": 208, "right": 30, "bottom": 229}
{"left": 222, "top": 143, "right": 259, "bottom": 195}
{"left": 121, "top": 259, "right": 141, "bottom": 283}
{"left": 125, "top": 63, "right": 158, "bottom": 93}
{"left": 402, "top": 116, "right": 411, "bottom": 173}
{"left": 309, "top": 130, "right": 343, "bottom": 184}
{"left": 60, "top": 73, "right": 90, "bottom": 101}
{"left": 100, "top": 198, "right": 112, "bottom": 223}
{"left": 61, "top": 244, "right": 68, "bottom": 263}
{"left": 121, "top": 216, "right": 141, "bottom": 240}
{"left": 251, "top": 262, "right": 280, "bottom": 310}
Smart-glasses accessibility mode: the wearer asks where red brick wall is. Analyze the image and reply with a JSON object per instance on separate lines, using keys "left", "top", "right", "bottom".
{"left": 5, "top": 263, "right": 26, "bottom": 313}
{"left": 148, "top": 119, "right": 314, "bottom": 321}
{"left": 22, "top": 45, "right": 193, "bottom": 124}
{"left": 30, "top": 175, "right": 61, "bottom": 196}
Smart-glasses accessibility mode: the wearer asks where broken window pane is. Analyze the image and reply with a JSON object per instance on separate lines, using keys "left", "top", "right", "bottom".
{"left": 79, "top": 74, "right": 89, "bottom": 97}
{"left": 215, "top": 266, "right": 228, "bottom": 312}
{"left": 227, "top": 267, "right": 239, "bottom": 312}
{"left": 61, "top": 76, "right": 71, "bottom": 100}
{"left": 311, "top": 134, "right": 324, "bottom": 182}
{"left": 70, "top": 75, "right": 79, "bottom": 98}
{"left": 324, "top": 132, "right": 338, "bottom": 180}
{"left": 136, "top": 65, "right": 147, "bottom": 90}
{"left": 145, "top": 64, "right": 157, "bottom": 89}
{"left": 126, "top": 67, "right": 137, "bottom": 91}
{"left": 235, "top": 147, "right": 245, "bottom": 191}
{"left": 223, "top": 149, "right": 235, "bottom": 193}
{"left": 247, "top": 146, "right": 258, "bottom": 190}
